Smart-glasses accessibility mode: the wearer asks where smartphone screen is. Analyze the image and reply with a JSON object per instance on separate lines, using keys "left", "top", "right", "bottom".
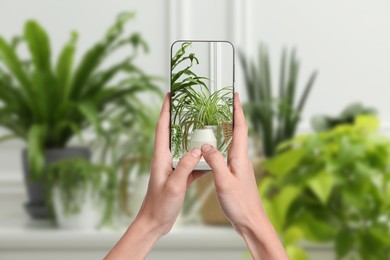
{"left": 170, "top": 41, "right": 234, "bottom": 170}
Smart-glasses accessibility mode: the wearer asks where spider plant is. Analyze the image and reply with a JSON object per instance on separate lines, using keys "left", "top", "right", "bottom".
{"left": 239, "top": 43, "right": 318, "bottom": 157}
{"left": 178, "top": 86, "right": 233, "bottom": 127}
{"left": 0, "top": 12, "right": 159, "bottom": 178}
{"left": 178, "top": 86, "right": 233, "bottom": 151}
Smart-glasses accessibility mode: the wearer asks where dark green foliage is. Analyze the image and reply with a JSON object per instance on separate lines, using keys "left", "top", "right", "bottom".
{"left": 0, "top": 12, "right": 160, "bottom": 178}
{"left": 311, "top": 102, "right": 377, "bottom": 132}
{"left": 239, "top": 44, "right": 317, "bottom": 157}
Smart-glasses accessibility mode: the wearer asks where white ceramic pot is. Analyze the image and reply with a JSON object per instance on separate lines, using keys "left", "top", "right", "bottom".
{"left": 52, "top": 185, "right": 101, "bottom": 229}
{"left": 189, "top": 129, "right": 217, "bottom": 150}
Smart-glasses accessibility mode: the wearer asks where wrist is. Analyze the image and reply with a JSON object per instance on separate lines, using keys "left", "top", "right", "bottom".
{"left": 105, "top": 213, "right": 165, "bottom": 259}
{"left": 132, "top": 212, "right": 172, "bottom": 239}
{"left": 131, "top": 216, "right": 163, "bottom": 241}
{"left": 237, "top": 210, "right": 272, "bottom": 241}
{"left": 237, "top": 212, "right": 289, "bottom": 260}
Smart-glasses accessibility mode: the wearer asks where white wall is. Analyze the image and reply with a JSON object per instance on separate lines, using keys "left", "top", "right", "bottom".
{"left": 251, "top": 0, "right": 390, "bottom": 127}
{"left": 1, "top": 0, "right": 390, "bottom": 207}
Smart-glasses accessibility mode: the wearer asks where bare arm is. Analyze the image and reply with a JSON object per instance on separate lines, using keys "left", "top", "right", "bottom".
{"left": 105, "top": 94, "right": 206, "bottom": 259}
{"left": 201, "top": 93, "right": 289, "bottom": 260}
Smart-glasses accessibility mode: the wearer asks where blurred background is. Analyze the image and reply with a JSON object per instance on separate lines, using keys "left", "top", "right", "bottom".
{"left": 0, "top": 0, "right": 389, "bottom": 259}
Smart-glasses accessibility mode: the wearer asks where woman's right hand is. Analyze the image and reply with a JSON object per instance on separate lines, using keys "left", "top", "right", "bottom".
{"left": 201, "top": 92, "right": 289, "bottom": 260}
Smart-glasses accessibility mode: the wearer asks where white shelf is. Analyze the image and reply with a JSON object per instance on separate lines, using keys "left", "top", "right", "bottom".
{"left": 0, "top": 219, "right": 247, "bottom": 260}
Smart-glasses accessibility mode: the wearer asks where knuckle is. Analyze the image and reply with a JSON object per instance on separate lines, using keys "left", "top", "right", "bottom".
{"left": 178, "top": 155, "right": 194, "bottom": 171}
{"left": 206, "top": 149, "right": 221, "bottom": 160}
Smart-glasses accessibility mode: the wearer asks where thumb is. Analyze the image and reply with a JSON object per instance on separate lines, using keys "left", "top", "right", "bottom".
{"left": 168, "top": 148, "right": 202, "bottom": 187}
{"left": 201, "top": 144, "right": 231, "bottom": 183}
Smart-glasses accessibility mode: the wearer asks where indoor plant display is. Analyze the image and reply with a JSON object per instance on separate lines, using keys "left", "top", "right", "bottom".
{"left": 0, "top": 12, "right": 159, "bottom": 218}
{"left": 239, "top": 44, "right": 318, "bottom": 157}
{"left": 44, "top": 157, "right": 114, "bottom": 229}
{"left": 261, "top": 115, "right": 390, "bottom": 259}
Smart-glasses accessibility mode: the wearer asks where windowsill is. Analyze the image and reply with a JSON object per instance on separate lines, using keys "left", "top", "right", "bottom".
{"left": 0, "top": 218, "right": 246, "bottom": 250}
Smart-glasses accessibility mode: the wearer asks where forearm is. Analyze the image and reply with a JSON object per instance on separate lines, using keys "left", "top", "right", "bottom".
{"left": 239, "top": 214, "right": 289, "bottom": 260}
{"left": 105, "top": 217, "right": 162, "bottom": 260}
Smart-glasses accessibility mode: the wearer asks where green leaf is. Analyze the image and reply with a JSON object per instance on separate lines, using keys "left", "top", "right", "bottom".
{"left": 24, "top": 20, "right": 51, "bottom": 72}
{"left": 335, "top": 229, "right": 355, "bottom": 258}
{"left": 263, "top": 185, "right": 300, "bottom": 231}
{"left": 78, "top": 103, "right": 102, "bottom": 133}
{"left": 354, "top": 115, "right": 379, "bottom": 133}
{"left": 284, "top": 226, "right": 305, "bottom": 245}
{"left": 307, "top": 171, "right": 334, "bottom": 204}
{"left": 295, "top": 213, "right": 336, "bottom": 242}
{"left": 263, "top": 147, "right": 305, "bottom": 176}
{"left": 0, "top": 37, "right": 32, "bottom": 91}
{"left": 286, "top": 245, "right": 308, "bottom": 260}
{"left": 27, "top": 125, "right": 46, "bottom": 179}
{"left": 258, "top": 176, "right": 273, "bottom": 198}
{"left": 56, "top": 31, "right": 78, "bottom": 99}
{"left": 71, "top": 12, "right": 133, "bottom": 99}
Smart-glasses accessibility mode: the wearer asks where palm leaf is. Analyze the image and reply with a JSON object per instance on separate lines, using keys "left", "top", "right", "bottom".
{"left": 0, "top": 37, "right": 32, "bottom": 97}
{"left": 56, "top": 31, "right": 78, "bottom": 100}
{"left": 27, "top": 124, "right": 46, "bottom": 179}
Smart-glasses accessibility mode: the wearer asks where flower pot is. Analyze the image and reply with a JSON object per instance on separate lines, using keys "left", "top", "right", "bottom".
{"left": 22, "top": 147, "right": 90, "bottom": 219}
{"left": 52, "top": 185, "right": 101, "bottom": 229}
{"left": 189, "top": 129, "right": 217, "bottom": 149}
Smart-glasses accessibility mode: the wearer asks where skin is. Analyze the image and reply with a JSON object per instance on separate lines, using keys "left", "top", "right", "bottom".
{"left": 105, "top": 92, "right": 289, "bottom": 260}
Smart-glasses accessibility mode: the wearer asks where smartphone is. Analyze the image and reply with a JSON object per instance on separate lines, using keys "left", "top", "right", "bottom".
{"left": 170, "top": 40, "right": 235, "bottom": 170}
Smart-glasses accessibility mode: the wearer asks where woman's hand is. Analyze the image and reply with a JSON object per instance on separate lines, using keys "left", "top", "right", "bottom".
{"left": 136, "top": 93, "right": 207, "bottom": 236}
{"left": 105, "top": 93, "right": 206, "bottom": 260}
{"left": 201, "top": 93, "right": 289, "bottom": 260}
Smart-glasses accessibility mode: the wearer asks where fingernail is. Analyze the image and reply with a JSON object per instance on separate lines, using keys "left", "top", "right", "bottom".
{"left": 191, "top": 148, "right": 201, "bottom": 157}
{"left": 201, "top": 144, "right": 212, "bottom": 153}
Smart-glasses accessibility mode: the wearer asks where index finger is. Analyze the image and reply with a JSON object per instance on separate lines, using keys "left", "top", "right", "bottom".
{"left": 153, "top": 93, "right": 171, "bottom": 161}
{"left": 228, "top": 92, "right": 249, "bottom": 160}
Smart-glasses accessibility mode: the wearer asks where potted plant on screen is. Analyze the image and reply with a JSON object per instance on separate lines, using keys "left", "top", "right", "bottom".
{"left": 0, "top": 12, "right": 159, "bottom": 218}
{"left": 178, "top": 86, "right": 233, "bottom": 153}
{"left": 171, "top": 42, "right": 233, "bottom": 158}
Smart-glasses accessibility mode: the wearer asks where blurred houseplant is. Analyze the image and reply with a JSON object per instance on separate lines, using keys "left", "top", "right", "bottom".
{"left": 87, "top": 92, "right": 162, "bottom": 219}
{"left": 239, "top": 44, "right": 317, "bottom": 158}
{"left": 116, "top": 101, "right": 160, "bottom": 218}
{"left": 311, "top": 102, "right": 376, "bottom": 132}
{"left": 0, "top": 12, "right": 159, "bottom": 218}
{"left": 261, "top": 115, "right": 390, "bottom": 259}
{"left": 44, "top": 157, "right": 114, "bottom": 229}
